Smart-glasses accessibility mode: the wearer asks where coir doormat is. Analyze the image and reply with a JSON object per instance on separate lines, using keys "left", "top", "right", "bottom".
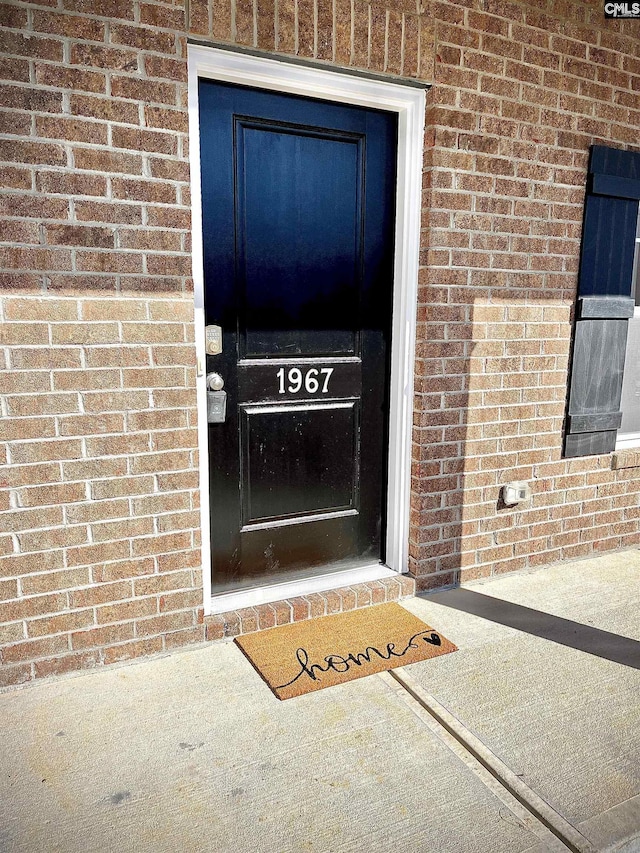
{"left": 235, "top": 602, "right": 457, "bottom": 700}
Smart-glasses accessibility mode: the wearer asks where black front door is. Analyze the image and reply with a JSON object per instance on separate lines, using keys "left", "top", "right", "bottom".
{"left": 198, "top": 80, "right": 398, "bottom": 594}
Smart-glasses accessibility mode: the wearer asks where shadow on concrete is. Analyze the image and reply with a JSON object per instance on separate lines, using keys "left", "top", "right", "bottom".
{"left": 420, "top": 587, "right": 640, "bottom": 670}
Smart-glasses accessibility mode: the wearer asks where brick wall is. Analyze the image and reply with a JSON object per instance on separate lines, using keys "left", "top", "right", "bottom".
{"left": 1, "top": 0, "right": 204, "bottom": 686}
{"left": 412, "top": 0, "right": 640, "bottom": 590}
{"left": 1, "top": 0, "right": 639, "bottom": 684}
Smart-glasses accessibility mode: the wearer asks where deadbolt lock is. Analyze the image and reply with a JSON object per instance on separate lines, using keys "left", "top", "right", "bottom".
{"left": 205, "top": 324, "right": 223, "bottom": 356}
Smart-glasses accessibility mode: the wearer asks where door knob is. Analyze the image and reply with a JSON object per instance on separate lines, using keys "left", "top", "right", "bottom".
{"left": 206, "top": 372, "right": 225, "bottom": 391}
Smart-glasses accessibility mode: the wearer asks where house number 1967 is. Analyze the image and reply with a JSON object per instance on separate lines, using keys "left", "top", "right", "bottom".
{"left": 276, "top": 367, "right": 334, "bottom": 395}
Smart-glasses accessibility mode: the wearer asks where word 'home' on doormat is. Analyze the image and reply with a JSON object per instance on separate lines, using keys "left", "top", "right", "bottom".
{"left": 234, "top": 602, "right": 457, "bottom": 700}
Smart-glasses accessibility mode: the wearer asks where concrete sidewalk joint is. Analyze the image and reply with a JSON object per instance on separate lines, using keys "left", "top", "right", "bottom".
{"left": 388, "top": 668, "right": 597, "bottom": 853}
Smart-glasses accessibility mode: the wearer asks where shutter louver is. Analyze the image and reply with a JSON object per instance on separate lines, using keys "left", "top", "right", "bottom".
{"left": 564, "top": 145, "right": 640, "bottom": 458}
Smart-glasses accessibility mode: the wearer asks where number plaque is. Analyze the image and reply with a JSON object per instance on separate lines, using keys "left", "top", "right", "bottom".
{"left": 238, "top": 361, "right": 361, "bottom": 403}
{"left": 276, "top": 366, "right": 334, "bottom": 395}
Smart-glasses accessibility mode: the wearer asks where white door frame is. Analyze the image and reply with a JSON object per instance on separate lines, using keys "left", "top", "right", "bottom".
{"left": 187, "top": 45, "right": 426, "bottom": 616}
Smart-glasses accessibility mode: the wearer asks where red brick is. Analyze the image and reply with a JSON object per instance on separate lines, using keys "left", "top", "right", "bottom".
{"left": 76, "top": 250, "right": 143, "bottom": 274}
{"left": 378, "top": 579, "right": 400, "bottom": 602}
{"left": 233, "top": 607, "right": 257, "bottom": 633}
{"left": 91, "top": 558, "right": 154, "bottom": 583}
{"left": 90, "top": 518, "right": 153, "bottom": 546}
{"left": 130, "top": 451, "right": 192, "bottom": 475}
{"left": 67, "top": 541, "right": 131, "bottom": 569}
{"left": 0, "top": 576, "right": 18, "bottom": 600}
{"left": 21, "top": 568, "right": 90, "bottom": 596}
{"left": 164, "top": 626, "right": 205, "bottom": 648}
{"left": 134, "top": 570, "right": 192, "bottom": 596}
{"left": 338, "top": 587, "right": 356, "bottom": 610}
{"left": 122, "top": 321, "right": 185, "bottom": 343}
{"left": 34, "top": 651, "right": 101, "bottom": 678}
{"left": 18, "top": 523, "right": 88, "bottom": 553}
{"left": 1, "top": 166, "right": 32, "bottom": 189}
{"left": 96, "top": 596, "right": 157, "bottom": 625}
{"left": 70, "top": 43, "right": 138, "bottom": 72}
{"left": 112, "top": 125, "right": 178, "bottom": 156}
{"left": 351, "top": 583, "right": 372, "bottom": 608}
{"left": 0, "top": 536, "right": 14, "bottom": 560}
{"left": 9, "top": 437, "right": 83, "bottom": 464}
{"left": 104, "top": 636, "right": 163, "bottom": 664}
{"left": 51, "top": 319, "right": 120, "bottom": 344}
{"left": 0, "top": 139, "right": 66, "bottom": 167}
{"left": 136, "top": 610, "right": 194, "bottom": 637}
{"left": 69, "top": 93, "right": 139, "bottom": 124}
{"left": 254, "top": 603, "right": 276, "bottom": 630}
{"left": 0, "top": 663, "right": 32, "bottom": 688}
{"left": 204, "top": 615, "right": 225, "bottom": 640}
{"left": 0, "top": 4, "right": 28, "bottom": 26}
{"left": 63, "top": 0, "right": 135, "bottom": 18}
{"left": 85, "top": 345, "right": 150, "bottom": 367}
{"left": 110, "top": 75, "right": 177, "bottom": 105}
{"left": 35, "top": 172, "right": 106, "bottom": 199}
{"left": 131, "top": 531, "right": 191, "bottom": 557}
{"left": 140, "top": 3, "right": 186, "bottom": 30}
{"left": 0, "top": 589, "right": 66, "bottom": 627}
{"left": 368, "top": 581, "right": 386, "bottom": 605}
{"left": 0, "top": 317, "right": 49, "bottom": 346}
{"left": 304, "top": 593, "right": 326, "bottom": 619}
{"left": 35, "top": 63, "right": 106, "bottom": 93}
{"left": 148, "top": 157, "right": 190, "bottom": 182}
{"left": 16, "top": 482, "right": 87, "bottom": 509}
{"left": 145, "top": 254, "right": 191, "bottom": 277}
{"left": 27, "top": 609, "right": 95, "bottom": 638}
{"left": 0, "top": 202, "right": 69, "bottom": 233}
{"left": 36, "top": 116, "right": 108, "bottom": 145}
{"left": 151, "top": 431, "right": 198, "bottom": 454}
{"left": 2, "top": 634, "right": 69, "bottom": 664}
{"left": 289, "top": 596, "right": 309, "bottom": 622}
{"left": 271, "top": 600, "right": 292, "bottom": 626}
{"left": 1, "top": 0, "right": 640, "bottom": 682}
{"left": 132, "top": 268, "right": 179, "bottom": 296}
{"left": 156, "top": 588, "right": 200, "bottom": 614}
{"left": 144, "top": 105, "right": 189, "bottom": 132}
{"left": 0, "top": 111, "right": 31, "bottom": 137}
{"left": 1, "top": 29, "right": 64, "bottom": 61}
{"left": 73, "top": 148, "right": 142, "bottom": 175}
{"left": 53, "top": 368, "right": 121, "bottom": 392}
{"left": 3, "top": 246, "right": 71, "bottom": 271}
{"left": 31, "top": 9, "right": 103, "bottom": 37}
{"left": 0, "top": 500, "right": 62, "bottom": 533}
{"left": 146, "top": 205, "right": 191, "bottom": 229}
{"left": 46, "top": 224, "right": 114, "bottom": 248}
{"left": 157, "top": 550, "right": 200, "bottom": 573}
{"left": 256, "top": 0, "right": 275, "bottom": 50}
{"left": 90, "top": 475, "right": 154, "bottom": 500}
{"left": 112, "top": 176, "right": 176, "bottom": 204}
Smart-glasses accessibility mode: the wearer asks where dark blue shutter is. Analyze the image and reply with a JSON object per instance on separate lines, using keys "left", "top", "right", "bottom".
{"left": 564, "top": 145, "right": 640, "bottom": 458}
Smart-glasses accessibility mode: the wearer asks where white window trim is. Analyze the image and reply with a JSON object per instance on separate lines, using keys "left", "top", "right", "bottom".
{"left": 187, "top": 45, "right": 426, "bottom": 616}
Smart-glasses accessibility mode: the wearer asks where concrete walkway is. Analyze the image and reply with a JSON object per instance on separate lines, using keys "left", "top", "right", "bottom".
{"left": 1, "top": 552, "right": 639, "bottom": 853}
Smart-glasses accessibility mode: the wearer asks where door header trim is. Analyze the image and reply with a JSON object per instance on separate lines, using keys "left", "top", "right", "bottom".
{"left": 188, "top": 44, "right": 425, "bottom": 615}
{"left": 188, "top": 38, "right": 431, "bottom": 90}
{"left": 188, "top": 44, "right": 428, "bottom": 121}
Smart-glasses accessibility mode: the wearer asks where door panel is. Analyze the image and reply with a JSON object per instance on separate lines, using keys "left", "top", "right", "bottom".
{"left": 241, "top": 400, "right": 359, "bottom": 526}
{"left": 237, "top": 120, "right": 362, "bottom": 358}
{"left": 199, "top": 80, "right": 397, "bottom": 594}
